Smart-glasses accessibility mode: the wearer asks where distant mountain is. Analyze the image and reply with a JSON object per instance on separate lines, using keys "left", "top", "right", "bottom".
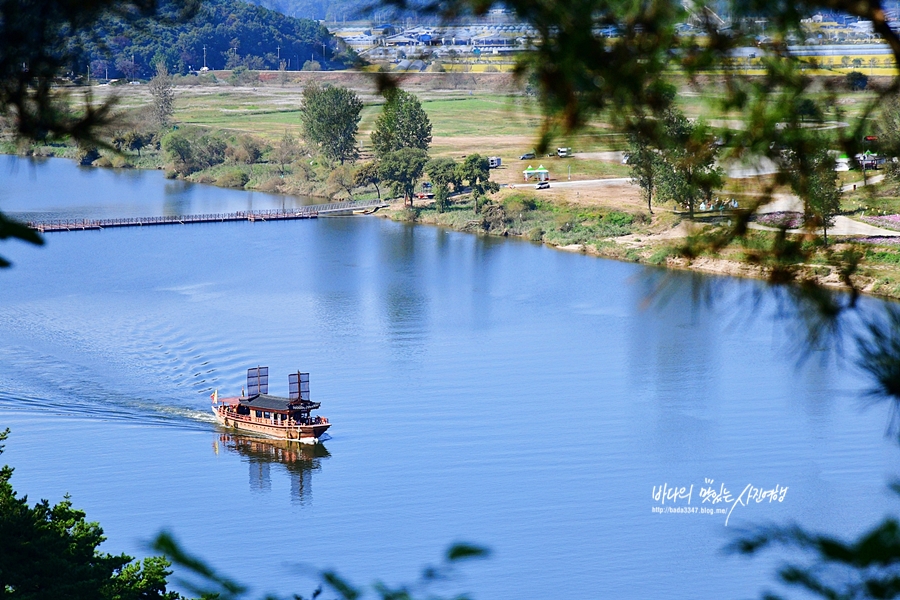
{"left": 72, "top": 0, "right": 351, "bottom": 79}
{"left": 248, "top": 0, "right": 425, "bottom": 24}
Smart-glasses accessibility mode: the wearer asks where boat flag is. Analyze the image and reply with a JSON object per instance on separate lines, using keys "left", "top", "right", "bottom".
{"left": 211, "top": 389, "right": 218, "bottom": 404}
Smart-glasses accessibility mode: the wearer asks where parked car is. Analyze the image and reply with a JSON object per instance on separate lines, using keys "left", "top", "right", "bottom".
{"left": 520, "top": 152, "right": 536, "bottom": 160}
{"left": 535, "top": 181, "right": 550, "bottom": 190}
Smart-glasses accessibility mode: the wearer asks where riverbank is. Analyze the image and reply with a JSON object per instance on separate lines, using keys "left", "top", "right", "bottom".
{"left": 9, "top": 78, "right": 900, "bottom": 300}
{"left": 378, "top": 182, "right": 900, "bottom": 301}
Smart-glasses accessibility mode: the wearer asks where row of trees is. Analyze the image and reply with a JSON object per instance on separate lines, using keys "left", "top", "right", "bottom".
{"left": 627, "top": 109, "right": 724, "bottom": 218}
{"left": 627, "top": 108, "right": 842, "bottom": 243}
{"left": 298, "top": 84, "right": 496, "bottom": 209}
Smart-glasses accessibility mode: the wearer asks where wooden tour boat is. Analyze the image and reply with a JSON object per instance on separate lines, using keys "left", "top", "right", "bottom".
{"left": 212, "top": 367, "right": 330, "bottom": 444}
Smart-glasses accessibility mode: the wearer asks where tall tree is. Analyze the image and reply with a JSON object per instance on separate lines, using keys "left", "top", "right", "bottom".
{"left": 148, "top": 62, "right": 175, "bottom": 129}
{"left": 370, "top": 89, "right": 433, "bottom": 157}
{"left": 456, "top": 154, "right": 499, "bottom": 214}
{"left": 785, "top": 142, "right": 842, "bottom": 245}
{"left": 425, "top": 157, "right": 460, "bottom": 212}
{"left": 327, "top": 165, "right": 356, "bottom": 199}
{"left": 655, "top": 110, "right": 723, "bottom": 219}
{"left": 354, "top": 162, "right": 382, "bottom": 199}
{"left": 379, "top": 148, "right": 428, "bottom": 207}
{"left": 273, "top": 131, "right": 301, "bottom": 176}
{"left": 627, "top": 126, "right": 663, "bottom": 215}
{"left": 299, "top": 84, "right": 363, "bottom": 164}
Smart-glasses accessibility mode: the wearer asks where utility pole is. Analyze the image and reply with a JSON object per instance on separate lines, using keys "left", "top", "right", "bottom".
{"left": 131, "top": 53, "right": 135, "bottom": 81}
{"left": 277, "top": 46, "right": 280, "bottom": 61}
{"left": 203, "top": 45, "right": 207, "bottom": 69}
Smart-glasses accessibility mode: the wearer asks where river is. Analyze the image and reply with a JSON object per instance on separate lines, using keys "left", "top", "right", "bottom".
{"left": 0, "top": 155, "right": 897, "bottom": 599}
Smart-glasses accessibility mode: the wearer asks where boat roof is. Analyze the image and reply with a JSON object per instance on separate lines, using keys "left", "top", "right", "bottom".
{"left": 238, "top": 394, "right": 320, "bottom": 412}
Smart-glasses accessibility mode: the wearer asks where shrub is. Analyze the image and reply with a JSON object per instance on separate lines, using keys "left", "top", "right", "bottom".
{"left": 555, "top": 212, "right": 574, "bottom": 232}
{"left": 92, "top": 156, "right": 112, "bottom": 167}
{"left": 502, "top": 194, "right": 537, "bottom": 215}
{"left": 257, "top": 177, "right": 283, "bottom": 193}
{"left": 648, "top": 246, "right": 677, "bottom": 265}
{"left": 216, "top": 169, "right": 249, "bottom": 188}
{"left": 193, "top": 173, "right": 216, "bottom": 184}
{"left": 847, "top": 70, "right": 868, "bottom": 91}
{"left": 76, "top": 146, "right": 100, "bottom": 165}
{"left": 602, "top": 211, "right": 635, "bottom": 227}
{"left": 398, "top": 207, "right": 418, "bottom": 222}
{"left": 228, "top": 66, "right": 260, "bottom": 85}
{"left": 226, "top": 135, "right": 264, "bottom": 165}
{"left": 110, "top": 155, "right": 131, "bottom": 168}
{"left": 528, "top": 227, "right": 544, "bottom": 242}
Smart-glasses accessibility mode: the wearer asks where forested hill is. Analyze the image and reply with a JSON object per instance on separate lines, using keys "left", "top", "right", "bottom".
{"left": 73, "top": 0, "right": 351, "bottom": 79}
{"left": 249, "top": 0, "right": 367, "bottom": 22}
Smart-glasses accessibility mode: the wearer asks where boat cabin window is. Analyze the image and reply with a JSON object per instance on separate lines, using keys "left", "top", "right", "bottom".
{"left": 237, "top": 406, "right": 250, "bottom": 415}
{"left": 255, "top": 410, "right": 262, "bottom": 418}
{"left": 264, "top": 412, "right": 271, "bottom": 419}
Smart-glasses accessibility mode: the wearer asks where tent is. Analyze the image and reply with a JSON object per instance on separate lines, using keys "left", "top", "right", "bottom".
{"left": 523, "top": 165, "right": 549, "bottom": 181}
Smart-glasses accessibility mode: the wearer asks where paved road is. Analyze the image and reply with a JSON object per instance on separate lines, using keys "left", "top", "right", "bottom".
{"left": 753, "top": 175, "right": 898, "bottom": 236}
{"left": 504, "top": 168, "right": 899, "bottom": 238}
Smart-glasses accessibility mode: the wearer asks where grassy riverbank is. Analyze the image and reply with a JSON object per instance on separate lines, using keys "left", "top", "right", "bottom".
{"left": 10, "top": 74, "right": 900, "bottom": 299}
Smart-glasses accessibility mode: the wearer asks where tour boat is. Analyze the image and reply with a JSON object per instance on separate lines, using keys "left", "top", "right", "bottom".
{"left": 212, "top": 367, "right": 330, "bottom": 444}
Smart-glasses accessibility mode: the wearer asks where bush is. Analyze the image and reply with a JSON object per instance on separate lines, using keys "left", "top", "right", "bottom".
{"left": 847, "top": 70, "right": 868, "bottom": 91}
{"left": 193, "top": 173, "right": 216, "bottom": 184}
{"left": 216, "top": 169, "right": 249, "bottom": 188}
{"left": 398, "top": 207, "right": 418, "bottom": 222}
{"left": 227, "top": 66, "right": 260, "bottom": 86}
{"left": 555, "top": 212, "right": 574, "bottom": 232}
{"left": 92, "top": 156, "right": 112, "bottom": 167}
{"left": 502, "top": 194, "right": 537, "bottom": 215}
{"left": 76, "top": 146, "right": 100, "bottom": 165}
{"left": 257, "top": 177, "right": 283, "bottom": 193}
{"left": 528, "top": 227, "right": 544, "bottom": 242}
{"left": 162, "top": 130, "right": 227, "bottom": 176}
{"left": 648, "top": 246, "right": 677, "bottom": 265}
{"left": 602, "top": 210, "right": 635, "bottom": 227}
{"left": 226, "top": 135, "right": 264, "bottom": 165}
{"left": 110, "top": 155, "right": 131, "bottom": 168}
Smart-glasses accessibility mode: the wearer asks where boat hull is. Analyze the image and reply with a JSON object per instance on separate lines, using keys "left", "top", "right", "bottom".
{"left": 213, "top": 407, "right": 330, "bottom": 444}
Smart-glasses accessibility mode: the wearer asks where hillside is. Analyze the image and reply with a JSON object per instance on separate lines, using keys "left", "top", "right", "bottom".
{"left": 72, "top": 0, "right": 351, "bottom": 79}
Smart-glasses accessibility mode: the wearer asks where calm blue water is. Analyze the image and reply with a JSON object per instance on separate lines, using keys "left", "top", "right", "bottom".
{"left": 1, "top": 156, "right": 898, "bottom": 599}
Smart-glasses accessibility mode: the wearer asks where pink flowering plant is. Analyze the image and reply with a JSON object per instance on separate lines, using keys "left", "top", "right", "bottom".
{"left": 753, "top": 212, "right": 804, "bottom": 229}
{"left": 861, "top": 214, "right": 900, "bottom": 232}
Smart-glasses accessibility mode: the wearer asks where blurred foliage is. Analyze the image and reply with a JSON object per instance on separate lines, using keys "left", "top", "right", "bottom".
{"left": 0, "top": 428, "right": 184, "bottom": 600}
{"left": 152, "top": 532, "right": 488, "bottom": 600}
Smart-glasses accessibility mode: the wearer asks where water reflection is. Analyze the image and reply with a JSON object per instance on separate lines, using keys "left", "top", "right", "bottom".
{"left": 215, "top": 433, "right": 330, "bottom": 504}
{"left": 163, "top": 180, "right": 193, "bottom": 216}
